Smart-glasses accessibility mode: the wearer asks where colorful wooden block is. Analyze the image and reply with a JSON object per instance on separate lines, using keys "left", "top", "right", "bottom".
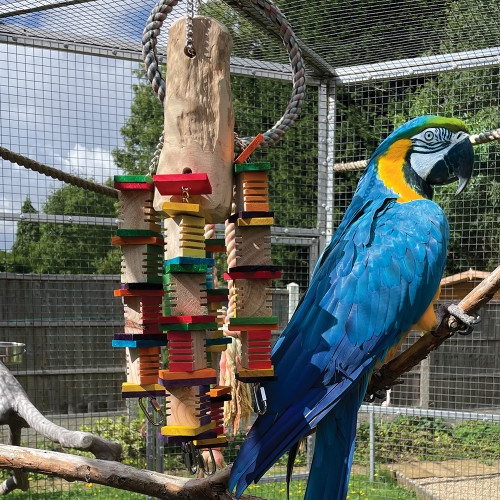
{"left": 160, "top": 421, "right": 216, "bottom": 437}
{"left": 116, "top": 229, "right": 162, "bottom": 238}
{"left": 237, "top": 367, "right": 275, "bottom": 381}
{"left": 153, "top": 173, "right": 212, "bottom": 195}
{"left": 112, "top": 236, "right": 164, "bottom": 247}
{"left": 224, "top": 270, "right": 281, "bottom": 280}
{"left": 233, "top": 279, "right": 272, "bottom": 318}
{"left": 159, "top": 315, "right": 216, "bottom": 324}
{"left": 166, "top": 330, "right": 207, "bottom": 372}
{"left": 165, "top": 257, "right": 215, "bottom": 267}
{"left": 234, "top": 226, "right": 271, "bottom": 267}
{"left": 228, "top": 211, "right": 274, "bottom": 223}
{"left": 114, "top": 182, "right": 154, "bottom": 191}
{"left": 164, "top": 384, "right": 212, "bottom": 428}
{"left": 158, "top": 368, "right": 217, "bottom": 387}
{"left": 234, "top": 161, "right": 271, "bottom": 174}
{"left": 227, "top": 322, "right": 278, "bottom": 332}
{"left": 114, "top": 175, "right": 153, "bottom": 184}
{"left": 234, "top": 133, "right": 264, "bottom": 164}
{"left": 117, "top": 189, "right": 161, "bottom": 233}
{"left": 122, "top": 295, "right": 163, "bottom": 334}
{"left": 193, "top": 435, "right": 228, "bottom": 448}
{"left": 164, "top": 215, "right": 207, "bottom": 260}
{"left": 163, "top": 273, "right": 207, "bottom": 316}
{"left": 237, "top": 217, "right": 274, "bottom": 227}
{"left": 126, "top": 346, "right": 162, "bottom": 385}
{"left": 121, "top": 382, "right": 165, "bottom": 399}
{"left": 236, "top": 170, "right": 270, "bottom": 212}
{"left": 162, "top": 202, "right": 207, "bottom": 218}
{"left": 121, "top": 244, "right": 163, "bottom": 284}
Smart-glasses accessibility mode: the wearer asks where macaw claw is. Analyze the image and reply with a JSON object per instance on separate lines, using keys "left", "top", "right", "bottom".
{"left": 437, "top": 303, "right": 481, "bottom": 336}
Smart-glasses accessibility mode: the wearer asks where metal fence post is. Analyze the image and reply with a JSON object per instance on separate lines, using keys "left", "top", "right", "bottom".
{"left": 369, "top": 405, "right": 376, "bottom": 482}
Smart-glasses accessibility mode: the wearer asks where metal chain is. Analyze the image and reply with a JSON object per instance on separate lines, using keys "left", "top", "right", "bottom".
{"left": 148, "top": 130, "right": 165, "bottom": 176}
{"left": 184, "top": 0, "right": 196, "bottom": 58}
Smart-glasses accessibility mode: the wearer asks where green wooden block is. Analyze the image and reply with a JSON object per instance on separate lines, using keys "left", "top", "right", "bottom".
{"left": 164, "top": 264, "right": 208, "bottom": 275}
{"left": 116, "top": 229, "right": 161, "bottom": 238}
{"left": 114, "top": 175, "right": 153, "bottom": 183}
{"left": 145, "top": 244, "right": 164, "bottom": 255}
{"left": 234, "top": 162, "right": 271, "bottom": 174}
{"left": 205, "top": 238, "right": 225, "bottom": 245}
{"left": 207, "top": 288, "right": 230, "bottom": 296}
{"left": 229, "top": 316, "right": 278, "bottom": 325}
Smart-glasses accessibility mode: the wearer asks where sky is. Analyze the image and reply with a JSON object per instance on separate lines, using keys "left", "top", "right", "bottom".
{"left": 0, "top": 0, "right": 174, "bottom": 249}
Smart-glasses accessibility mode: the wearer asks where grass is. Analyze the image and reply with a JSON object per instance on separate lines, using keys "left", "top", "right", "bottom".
{"left": 245, "top": 472, "right": 417, "bottom": 499}
{"left": 4, "top": 479, "right": 147, "bottom": 499}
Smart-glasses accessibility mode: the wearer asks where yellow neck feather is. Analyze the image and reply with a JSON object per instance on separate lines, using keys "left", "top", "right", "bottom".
{"left": 377, "top": 139, "right": 425, "bottom": 203}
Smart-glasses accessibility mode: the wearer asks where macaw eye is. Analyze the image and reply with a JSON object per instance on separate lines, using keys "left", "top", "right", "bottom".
{"left": 423, "top": 130, "right": 435, "bottom": 142}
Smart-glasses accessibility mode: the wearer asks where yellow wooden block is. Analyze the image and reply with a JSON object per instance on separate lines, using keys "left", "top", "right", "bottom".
{"left": 179, "top": 247, "right": 206, "bottom": 258}
{"left": 122, "top": 383, "right": 166, "bottom": 393}
{"left": 193, "top": 435, "right": 228, "bottom": 447}
{"left": 160, "top": 421, "right": 216, "bottom": 436}
{"left": 162, "top": 202, "right": 206, "bottom": 218}
{"left": 238, "top": 367, "right": 275, "bottom": 378}
{"left": 180, "top": 239, "right": 205, "bottom": 248}
{"left": 237, "top": 217, "right": 274, "bottom": 227}
{"left": 181, "top": 215, "right": 206, "bottom": 228}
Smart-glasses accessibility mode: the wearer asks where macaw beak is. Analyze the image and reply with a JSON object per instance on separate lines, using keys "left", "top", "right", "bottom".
{"left": 446, "top": 137, "right": 474, "bottom": 195}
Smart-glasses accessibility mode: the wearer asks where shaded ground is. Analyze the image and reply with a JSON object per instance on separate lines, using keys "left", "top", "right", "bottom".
{"left": 390, "top": 460, "right": 500, "bottom": 499}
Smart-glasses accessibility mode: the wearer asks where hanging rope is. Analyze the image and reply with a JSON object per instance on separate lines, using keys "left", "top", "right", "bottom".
{"left": 141, "top": 0, "right": 306, "bottom": 149}
{"left": 0, "top": 146, "right": 119, "bottom": 199}
{"left": 334, "top": 126, "right": 500, "bottom": 173}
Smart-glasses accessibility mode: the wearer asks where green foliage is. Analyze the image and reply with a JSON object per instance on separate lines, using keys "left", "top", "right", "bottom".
{"left": 355, "top": 416, "right": 500, "bottom": 463}
{"left": 79, "top": 416, "right": 146, "bottom": 463}
{"left": 7, "top": 185, "right": 118, "bottom": 274}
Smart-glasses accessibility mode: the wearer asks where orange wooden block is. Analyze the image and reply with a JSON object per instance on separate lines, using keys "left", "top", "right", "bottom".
{"left": 234, "top": 133, "right": 264, "bottom": 164}
{"left": 112, "top": 236, "right": 164, "bottom": 246}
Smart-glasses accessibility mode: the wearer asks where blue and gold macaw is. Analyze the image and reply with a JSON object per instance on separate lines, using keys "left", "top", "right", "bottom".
{"left": 228, "top": 116, "right": 475, "bottom": 499}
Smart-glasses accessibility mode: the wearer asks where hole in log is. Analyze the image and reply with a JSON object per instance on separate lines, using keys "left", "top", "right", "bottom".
{"left": 182, "top": 168, "right": 193, "bottom": 174}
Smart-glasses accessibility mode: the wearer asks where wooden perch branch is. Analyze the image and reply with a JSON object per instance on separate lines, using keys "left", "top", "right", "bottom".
{"left": 0, "top": 445, "right": 266, "bottom": 500}
{"left": 367, "top": 264, "right": 500, "bottom": 396}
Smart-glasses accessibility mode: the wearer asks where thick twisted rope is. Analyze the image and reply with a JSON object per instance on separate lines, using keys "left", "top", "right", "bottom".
{"left": 141, "top": 0, "right": 306, "bottom": 149}
{"left": 0, "top": 146, "right": 119, "bottom": 199}
{"left": 334, "top": 127, "right": 500, "bottom": 173}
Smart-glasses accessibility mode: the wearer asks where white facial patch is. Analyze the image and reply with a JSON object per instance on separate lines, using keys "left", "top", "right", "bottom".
{"left": 410, "top": 128, "right": 469, "bottom": 181}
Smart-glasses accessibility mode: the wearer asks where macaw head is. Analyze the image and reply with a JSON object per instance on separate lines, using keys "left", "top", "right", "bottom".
{"left": 371, "top": 115, "right": 474, "bottom": 201}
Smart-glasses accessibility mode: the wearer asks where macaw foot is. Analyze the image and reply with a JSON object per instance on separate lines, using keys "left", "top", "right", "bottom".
{"left": 434, "top": 303, "right": 481, "bottom": 336}
{"left": 364, "top": 371, "right": 389, "bottom": 403}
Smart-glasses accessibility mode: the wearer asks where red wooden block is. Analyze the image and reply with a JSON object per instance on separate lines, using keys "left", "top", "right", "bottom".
{"left": 166, "top": 332, "right": 193, "bottom": 341}
{"left": 169, "top": 362, "right": 195, "bottom": 372}
{"left": 115, "top": 289, "right": 164, "bottom": 297}
{"left": 169, "top": 355, "right": 194, "bottom": 362}
{"left": 247, "top": 330, "right": 272, "bottom": 340}
{"left": 224, "top": 271, "right": 281, "bottom": 280}
{"left": 248, "top": 347, "right": 271, "bottom": 354}
{"left": 247, "top": 360, "right": 273, "bottom": 370}
{"left": 159, "top": 315, "right": 216, "bottom": 324}
{"left": 153, "top": 173, "right": 212, "bottom": 195}
{"left": 228, "top": 323, "right": 278, "bottom": 332}
{"left": 114, "top": 182, "right": 154, "bottom": 191}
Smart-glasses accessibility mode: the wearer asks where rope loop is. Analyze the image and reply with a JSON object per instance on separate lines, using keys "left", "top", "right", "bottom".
{"left": 141, "top": 0, "right": 306, "bottom": 150}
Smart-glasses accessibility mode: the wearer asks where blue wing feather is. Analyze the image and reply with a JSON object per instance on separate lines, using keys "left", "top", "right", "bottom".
{"left": 229, "top": 191, "right": 449, "bottom": 498}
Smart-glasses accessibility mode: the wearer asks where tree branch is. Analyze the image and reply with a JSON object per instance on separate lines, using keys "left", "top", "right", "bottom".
{"left": 367, "top": 264, "right": 500, "bottom": 396}
{"left": 0, "top": 445, "right": 262, "bottom": 500}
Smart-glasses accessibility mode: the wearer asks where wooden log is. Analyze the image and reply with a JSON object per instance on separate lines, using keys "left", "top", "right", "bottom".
{"left": 367, "top": 264, "right": 500, "bottom": 397}
{"left": 0, "top": 445, "right": 263, "bottom": 499}
{"left": 154, "top": 16, "right": 234, "bottom": 224}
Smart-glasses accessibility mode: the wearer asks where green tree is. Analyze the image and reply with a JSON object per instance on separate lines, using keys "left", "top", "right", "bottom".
{"left": 28, "top": 184, "right": 118, "bottom": 275}
{"left": 9, "top": 197, "right": 40, "bottom": 273}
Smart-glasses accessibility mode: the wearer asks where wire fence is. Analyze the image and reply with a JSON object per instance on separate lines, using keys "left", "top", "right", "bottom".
{"left": 0, "top": 0, "right": 499, "bottom": 499}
